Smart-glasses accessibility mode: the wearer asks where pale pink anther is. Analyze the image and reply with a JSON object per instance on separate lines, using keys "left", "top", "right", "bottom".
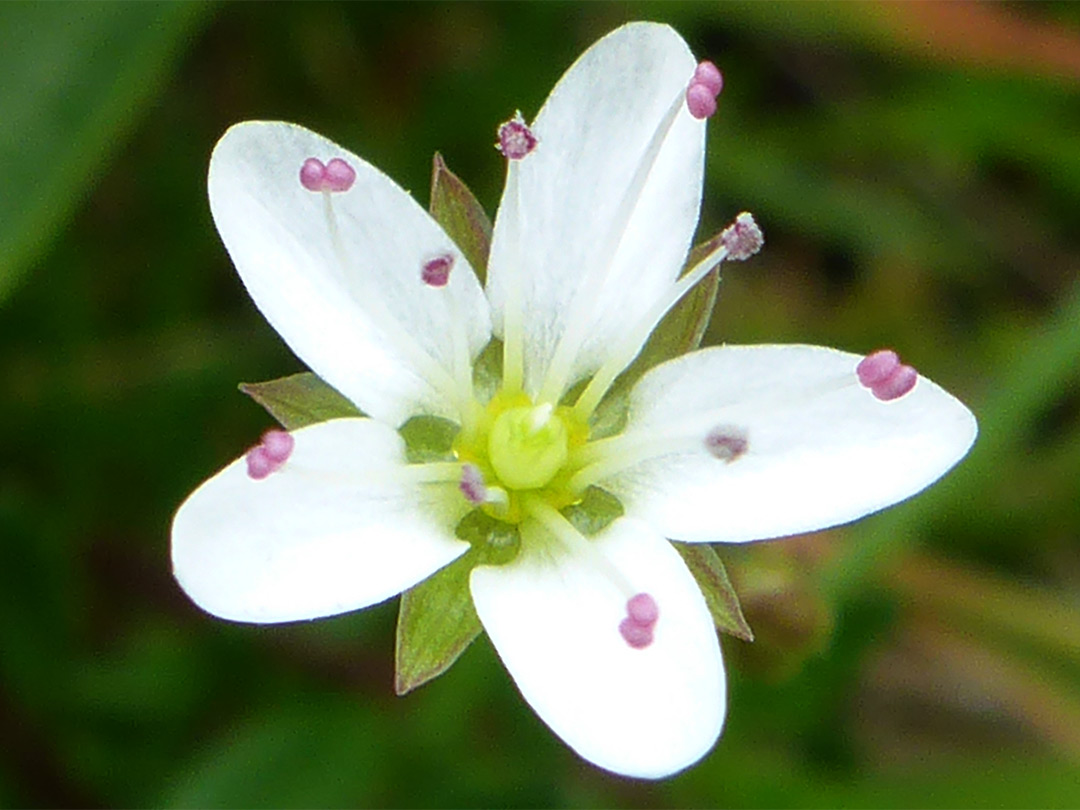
{"left": 857, "top": 349, "right": 919, "bottom": 401}
{"left": 626, "top": 592, "right": 659, "bottom": 626}
{"left": 720, "top": 212, "right": 764, "bottom": 261}
{"left": 422, "top": 254, "right": 454, "bottom": 287}
{"left": 705, "top": 426, "right": 748, "bottom": 463}
{"left": 619, "top": 618, "right": 654, "bottom": 650}
{"left": 261, "top": 429, "right": 295, "bottom": 463}
{"left": 496, "top": 114, "right": 537, "bottom": 160}
{"left": 459, "top": 464, "right": 487, "bottom": 505}
{"left": 299, "top": 157, "right": 356, "bottom": 192}
{"left": 693, "top": 60, "right": 724, "bottom": 96}
{"left": 620, "top": 592, "right": 659, "bottom": 650}
{"left": 856, "top": 350, "right": 900, "bottom": 387}
{"left": 686, "top": 83, "right": 718, "bottom": 120}
{"left": 246, "top": 430, "right": 294, "bottom": 480}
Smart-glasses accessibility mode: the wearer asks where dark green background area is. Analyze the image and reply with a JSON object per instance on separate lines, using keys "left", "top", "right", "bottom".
{"left": 3, "top": 2, "right": 1080, "bottom": 806}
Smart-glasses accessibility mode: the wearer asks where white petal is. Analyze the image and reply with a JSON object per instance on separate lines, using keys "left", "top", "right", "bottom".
{"left": 470, "top": 517, "right": 724, "bottom": 778}
{"left": 600, "top": 345, "right": 978, "bottom": 543}
{"left": 172, "top": 419, "right": 470, "bottom": 623}
{"left": 486, "top": 23, "right": 704, "bottom": 399}
{"left": 208, "top": 121, "right": 492, "bottom": 426}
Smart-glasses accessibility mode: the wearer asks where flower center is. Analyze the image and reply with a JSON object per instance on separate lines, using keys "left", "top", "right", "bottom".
{"left": 488, "top": 404, "right": 569, "bottom": 490}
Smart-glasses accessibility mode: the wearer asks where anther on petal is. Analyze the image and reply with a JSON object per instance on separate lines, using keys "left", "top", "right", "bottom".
{"left": 620, "top": 592, "right": 659, "bottom": 650}
{"left": 685, "top": 83, "right": 718, "bottom": 120}
{"left": 720, "top": 212, "right": 764, "bottom": 261}
{"left": 299, "top": 157, "right": 356, "bottom": 192}
{"left": 421, "top": 254, "right": 454, "bottom": 287}
{"left": 496, "top": 113, "right": 537, "bottom": 160}
{"left": 459, "top": 463, "right": 488, "bottom": 505}
{"left": 693, "top": 60, "right": 724, "bottom": 96}
{"left": 857, "top": 349, "right": 919, "bottom": 401}
{"left": 705, "top": 426, "right": 748, "bottom": 462}
{"left": 245, "top": 430, "right": 294, "bottom": 480}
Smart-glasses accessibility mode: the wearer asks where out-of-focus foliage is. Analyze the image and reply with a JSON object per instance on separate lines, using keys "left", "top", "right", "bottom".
{"left": 1, "top": 2, "right": 1079, "bottom": 807}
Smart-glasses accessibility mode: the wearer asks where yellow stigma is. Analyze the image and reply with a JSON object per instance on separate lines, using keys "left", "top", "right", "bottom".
{"left": 488, "top": 404, "right": 569, "bottom": 490}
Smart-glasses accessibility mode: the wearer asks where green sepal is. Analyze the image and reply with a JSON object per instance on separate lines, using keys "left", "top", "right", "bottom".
{"left": 239, "top": 372, "right": 363, "bottom": 429}
{"left": 394, "top": 549, "right": 483, "bottom": 696}
{"left": 394, "top": 512, "right": 521, "bottom": 695}
{"left": 589, "top": 231, "right": 724, "bottom": 439}
{"left": 561, "top": 486, "right": 624, "bottom": 536}
{"left": 672, "top": 542, "right": 754, "bottom": 641}
{"left": 429, "top": 152, "right": 493, "bottom": 284}
{"left": 398, "top": 415, "right": 459, "bottom": 463}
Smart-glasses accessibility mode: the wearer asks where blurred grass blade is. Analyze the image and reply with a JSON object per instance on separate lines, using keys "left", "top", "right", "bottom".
{"left": 0, "top": 1, "right": 209, "bottom": 304}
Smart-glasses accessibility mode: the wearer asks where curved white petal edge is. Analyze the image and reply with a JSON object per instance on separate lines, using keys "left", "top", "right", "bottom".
{"left": 486, "top": 22, "right": 705, "bottom": 398}
{"left": 172, "top": 419, "right": 470, "bottom": 623}
{"left": 602, "top": 345, "right": 978, "bottom": 544}
{"left": 470, "top": 516, "right": 725, "bottom": 779}
{"left": 209, "top": 121, "right": 492, "bottom": 427}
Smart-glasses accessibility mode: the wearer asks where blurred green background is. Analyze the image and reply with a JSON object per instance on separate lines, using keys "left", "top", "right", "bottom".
{"left": 2, "top": 1, "right": 1080, "bottom": 806}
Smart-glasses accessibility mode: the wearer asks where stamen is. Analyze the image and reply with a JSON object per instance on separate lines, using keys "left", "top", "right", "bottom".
{"left": 705, "top": 426, "right": 748, "bottom": 462}
{"left": 857, "top": 349, "right": 919, "bottom": 401}
{"left": 685, "top": 84, "right": 717, "bottom": 121}
{"left": 245, "top": 429, "right": 294, "bottom": 480}
{"left": 572, "top": 212, "right": 764, "bottom": 421}
{"left": 496, "top": 113, "right": 538, "bottom": 160}
{"left": 686, "top": 60, "right": 724, "bottom": 120}
{"left": 459, "top": 463, "right": 487, "bottom": 504}
{"left": 421, "top": 253, "right": 454, "bottom": 288}
{"left": 620, "top": 592, "right": 659, "bottom": 650}
{"left": 299, "top": 157, "right": 356, "bottom": 192}
{"left": 720, "top": 212, "right": 764, "bottom": 261}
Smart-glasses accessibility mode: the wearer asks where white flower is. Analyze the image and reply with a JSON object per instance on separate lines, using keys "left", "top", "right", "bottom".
{"left": 171, "top": 22, "right": 976, "bottom": 779}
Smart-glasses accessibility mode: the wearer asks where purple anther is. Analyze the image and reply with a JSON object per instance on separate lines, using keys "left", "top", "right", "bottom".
{"left": 856, "top": 350, "right": 900, "bottom": 387}
{"left": 857, "top": 349, "right": 919, "bottom": 401}
{"left": 245, "top": 430, "right": 294, "bottom": 480}
{"left": 459, "top": 464, "right": 487, "bottom": 505}
{"left": 693, "top": 60, "right": 724, "bottom": 97}
{"left": 705, "top": 426, "right": 748, "bottom": 463}
{"left": 620, "top": 592, "right": 659, "bottom": 650}
{"left": 261, "top": 429, "right": 295, "bottom": 463}
{"left": 720, "top": 212, "right": 764, "bottom": 261}
{"left": 422, "top": 254, "right": 454, "bottom": 288}
{"left": 496, "top": 115, "right": 537, "bottom": 160}
{"left": 299, "top": 157, "right": 356, "bottom": 192}
{"left": 626, "top": 592, "right": 659, "bottom": 626}
{"left": 686, "top": 83, "right": 718, "bottom": 120}
{"left": 619, "top": 618, "right": 655, "bottom": 650}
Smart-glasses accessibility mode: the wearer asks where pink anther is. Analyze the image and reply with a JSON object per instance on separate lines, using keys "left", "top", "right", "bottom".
{"left": 857, "top": 349, "right": 919, "bottom": 401}
{"left": 686, "top": 60, "right": 724, "bottom": 120}
{"left": 705, "top": 426, "right": 748, "bottom": 463}
{"left": 693, "top": 61, "right": 724, "bottom": 96}
{"left": 459, "top": 464, "right": 487, "bottom": 505}
{"left": 620, "top": 592, "right": 659, "bottom": 650}
{"left": 686, "top": 84, "right": 718, "bottom": 120}
{"left": 496, "top": 115, "right": 537, "bottom": 160}
{"left": 299, "top": 157, "right": 356, "bottom": 192}
{"left": 422, "top": 254, "right": 454, "bottom": 287}
{"left": 720, "top": 212, "right": 764, "bottom": 261}
{"left": 246, "top": 430, "right": 294, "bottom": 480}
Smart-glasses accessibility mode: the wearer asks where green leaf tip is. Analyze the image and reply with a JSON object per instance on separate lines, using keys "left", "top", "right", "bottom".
{"left": 239, "top": 372, "right": 362, "bottom": 430}
{"left": 430, "top": 152, "right": 493, "bottom": 285}
{"left": 673, "top": 542, "right": 754, "bottom": 641}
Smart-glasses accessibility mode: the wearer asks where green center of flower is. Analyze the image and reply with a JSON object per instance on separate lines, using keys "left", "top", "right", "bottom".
{"left": 488, "top": 404, "right": 569, "bottom": 490}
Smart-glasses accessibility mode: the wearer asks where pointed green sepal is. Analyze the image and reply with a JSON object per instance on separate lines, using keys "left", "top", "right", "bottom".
{"left": 398, "top": 415, "right": 459, "bottom": 463}
{"left": 672, "top": 542, "right": 754, "bottom": 641}
{"left": 590, "top": 230, "right": 724, "bottom": 438}
{"left": 429, "top": 152, "right": 493, "bottom": 285}
{"left": 560, "top": 486, "right": 624, "bottom": 536}
{"left": 394, "top": 550, "right": 483, "bottom": 696}
{"left": 239, "top": 372, "right": 363, "bottom": 429}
